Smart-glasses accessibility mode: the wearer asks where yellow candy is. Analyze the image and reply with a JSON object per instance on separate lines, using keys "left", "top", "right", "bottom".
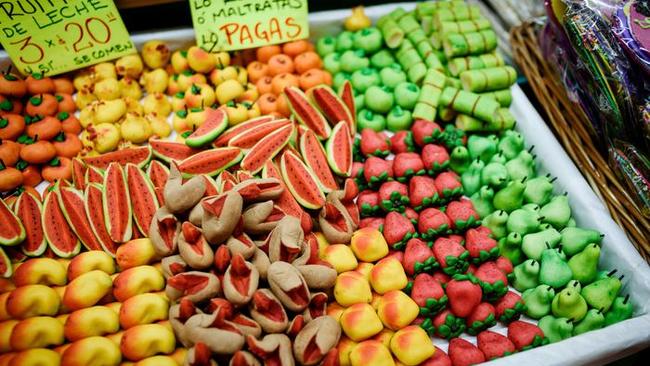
{"left": 11, "top": 316, "right": 65, "bottom": 350}
{"left": 376, "top": 291, "right": 419, "bottom": 330}
{"left": 338, "top": 336, "right": 358, "bottom": 366}
{"left": 116, "top": 239, "right": 157, "bottom": 270}
{"left": 334, "top": 271, "right": 372, "bottom": 307}
{"left": 119, "top": 293, "right": 169, "bottom": 329}
{"left": 9, "top": 348, "right": 61, "bottom": 366}
{"left": 0, "top": 320, "right": 18, "bottom": 353}
{"left": 6, "top": 284, "right": 60, "bottom": 319}
{"left": 323, "top": 244, "right": 358, "bottom": 273}
{"left": 61, "top": 336, "right": 121, "bottom": 366}
{"left": 326, "top": 302, "right": 346, "bottom": 322}
{"left": 370, "top": 292, "right": 383, "bottom": 310}
{"left": 372, "top": 329, "right": 395, "bottom": 349}
{"left": 67, "top": 251, "right": 116, "bottom": 280}
{"left": 63, "top": 270, "right": 113, "bottom": 311}
{"left": 354, "top": 262, "right": 374, "bottom": 282}
{"left": 64, "top": 306, "right": 120, "bottom": 341}
{"left": 134, "top": 355, "right": 178, "bottom": 366}
{"left": 13, "top": 258, "right": 67, "bottom": 287}
{"left": 389, "top": 326, "right": 436, "bottom": 365}
{"left": 120, "top": 323, "right": 175, "bottom": 361}
{"left": 350, "top": 228, "right": 389, "bottom": 262}
{"left": 369, "top": 257, "right": 408, "bottom": 294}
{"left": 340, "top": 303, "right": 383, "bottom": 341}
{"left": 315, "top": 232, "right": 330, "bottom": 258}
{"left": 349, "top": 340, "right": 395, "bottom": 366}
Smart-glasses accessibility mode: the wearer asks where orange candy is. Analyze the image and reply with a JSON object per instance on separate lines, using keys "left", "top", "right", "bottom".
{"left": 246, "top": 61, "right": 268, "bottom": 84}
{"left": 271, "top": 73, "right": 299, "bottom": 95}
{"left": 294, "top": 51, "right": 323, "bottom": 74}
{"left": 267, "top": 54, "right": 295, "bottom": 76}
{"left": 256, "top": 45, "right": 282, "bottom": 63}
{"left": 283, "top": 40, "right": 311, "bottom": 57}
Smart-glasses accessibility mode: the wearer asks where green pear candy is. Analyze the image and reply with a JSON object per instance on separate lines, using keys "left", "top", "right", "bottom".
{"left": 505, "top": 150, "right": 536, "bottom": 181}
{"left": 498, "top": 130, "right": 525, "bottom": 159}
{"left": 467, "top": 135, "right": 498, "bottom": 162}
{"left": 506, "top": 208, "right": 542, "bottom": 236}
{"left": 596, "top": 269, "right": 615, "bottom": 281}
{"left": 354, "top": 93, "right": 365, "bottom": 111}
{"left": 493, "top": 178, "right": 526, "bottom": 213}
{"left": 521, "top": 228, "right": 561, "bottom": 260}
{"left": 551, "top": 282, "right": 588, "bottom": 321}
{"left": 470, "top": 186, "right": 495, "bottom": 219}
{"left": 538, "top": 315, "right": 574, "bottom": 343}
{"left": 459, "top": 65, "right": 517, "bottom": 93}
{"left": 561, "top": 227, "right": 603, "bottom": 256}
{"left": 450, "top": 146, "right": 471, "bottom": 174}
{"left": 566, "top": 218, "right": 577, "bottom": 227}
{"left": 538, "top": 223, "right": 554, "bottom": 231}
{"left": 351, "top": 68, "right": 381, "bottom": 93}
{"left": 568, "top": 244, "right": 600, "bottom": 285}
{"left": 522, "top": 284, "right": 555, "bottom": 319}
{"left": 460, "top": 159, "right": 485, "bottom": 196}
{"left": 511, "top": 259, "right": 540, "bottom": 292}
{"left": 498, "top": 232, "right": 524, "bottom": 265}
{"left": 581, "top": 275, "right": 622, "bottom": 312}
{"left": 481, "top": 162, "right": 509, "bottom": 188}
{"left": 540, "top": 195, "right": 572, "bottom": 230}
{"left": 539, "top": 247, "right": 573, "bottom": 289}
{"left": 370, "top": 49, "right": 396, "bottom": 69}
{"left": 573, "top": 309, "right": 605, "bottom": 335}
{"left": 523, "top": 175, "right": 555, "bottom": 206}
{"left": 522, "top": 203, "right": 541, "bottom": 213}
{"left": 489, "top": 151, "right": 507, "bottom": 164}
{"left": 604, "top": 295, "right": 633, "bottom": 326}
{"left": 482, "top": 210, "right": 508, "bottom": 239}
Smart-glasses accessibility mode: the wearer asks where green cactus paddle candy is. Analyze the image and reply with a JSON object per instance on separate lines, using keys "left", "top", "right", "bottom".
{"left": 573, "top": 309, "right": 605, "bottom": 335}
{"left": 455, "top": 109, "right": 515, "bottom": 132}
{"left": 522, "top": 285, "right": 555, "bottom": 319}
{"left": 551, "top": 282, "right": 588, "bottom": 322}
{"left": 522, "top": 228, "right": 562, "bottom": 261}
{"left": 493, "top": 178, "right": 527, "bottom": 213}
{"left": 448, "top": 52, "right": 505, "bottom": 76}
{"left": 511, "top": 259, "right": 540, "bottom": 292}
{"left": 395, "top": 39, "right": 427, "bottom": 83}
{"left": 351, "top": 68, "right": 381, "bottom": 93}
{"left": 439, "top": 87, "right": 500, "bottom": 124}
{"left": 604, "top": 295, "right": 633, "bottom": 325}
{"left": 460, "top": 66, "right": 517, "bottom": 93}
{"left": 540, "top": 195, "right": 572, "bottom": 230}
{"left": 470, "top": 186, "right": 495, "bottom": 219}
{"left": 498, "top": 232, "right": 524, "bottom": 265}
{"left": 561, "top": 227, "right": 603, "bottom": 256}
{"left": 581, "top": 274, "right": 623, "bottom": 312}
{"left": 568, "top": 243, "right": 600, "bottom": 285}
{"left": 386, "top": 106, "right": 413, "bottom": 131}
{"left": 482, "top": 210, "right": 508, "bottom": 239}
{"left": 443, "top": 30, "right": 498, "bottom": 58}
{"left": 438, "top": 105, "right": 457, "bottom": 122}
{"left": 394, "top": 82, "right": 420, "bottom": 110}
{"left": 538, "top": 315, "right": 574, "bottom": 343}
{"left": 377, "top": 16, "right": 404, "bottom": 49}
{"left": 539, "top": 247, "right": 573, "bottom": 289}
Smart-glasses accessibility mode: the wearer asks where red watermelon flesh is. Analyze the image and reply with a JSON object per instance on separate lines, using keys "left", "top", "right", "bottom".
{"left": 57, "top": 187, "right": 103, "bottom": 251}
{"left": 14, "top": 192, "right": 46, "bottom": 257}
{"left": 299, "top": 129, "right": 338, "bottom": 192}
{"left": 280, "top": 150, "right": 326, "bottom": 210}
{"left": 83, "top": 145, "right": 152, "bottom": 169}
{"left": 241, "top": 124, "right": 294, "bottom": 174}
{"left": 213, "top": 115, "right": 275, "bottom": 147}
{"left": 102, "top": 163, "right": 132, "bottom": 243}
{"left": 42, "top": 188, "right": 80, "bottom": 258}
{"left": 126, "top": 163, "right": 159, "bottom": 235}
{"left": 85, "top": 183, "right": 118, "bottom": 255}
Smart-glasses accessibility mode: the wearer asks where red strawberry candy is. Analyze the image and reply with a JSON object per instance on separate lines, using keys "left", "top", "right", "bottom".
{"left": 410, "top": 273, "right": 447, "bottom": 316}
{"left": 466, "top": 263, "right": 477, "bottom": 275}
{"left": 475, "top": 225, "right": 492, "bottom": 237}
{"left": 359, "top": 217, "right": 384, "bottom": 230}
{"left": 494, "top": 291, "right": 526, "bottom": 323}
{"left": 448, "top": 234, "right": 464, "bottom": 245}
{"left": 393, "top": 152, "right": 425, "bottom": 182}
{"left": 495, "top": 255, "right": 514, "bottom": 274}
{"left": 421, "top": 346, "right": 452, "bottom": 366}
{"left": 363, "top": 156, "right": 393, "bottom": 184}
{"left": 430, "top": 309, "right": 465, "bottom": 339}
{"left": 404, "top": 207, "right": 419, "bottom": 223}
{"left": 432, "top": 237, "right": 469, "bottom": 275}
{"left": 383, "top": 211, "right": 416, "bottom": 250}
{"left": 465, "top": 228, "right": 499, "bottom": 264}
{"left": 419, "top": 208, "right": 451, "bottom": 239}
{"left": 474, "top": 261, "right": 509, "bottom": 301}
{"left": 378, "top": 181, "right": 409, "bottom": 212}
{"left": 412, "top": 119, "right": 443, "bottom": 146}
{"left": 360, "top": 128, "right": 391, "bottom": 157}
{"left": 409, "top": 175, "right": 439, "bottom": 210}
{"left": 390, "top": 130, "right": 416, "bottom": 154}
{"left": 466, "top": 302, "right": 497, "bottom": 336}
{"left": 507, "top": 320, "right": 547, "bottom": 350}
{"left": 357, "top": 190, "right": 381, "bottom": 217}
{"left": 445, "top": 199, "right": 480, "bottom": 231}
{"left": 351, "top": 161, "right": 364, "bottom": 178}
{"left": 434, "top": 171, "right": 463, "bottom": 201}
{"left": 448, "top": 338, "right": 485, "bottom": 366}
{"left": 403, "top": 238, "right": 437, "bottom": 275}
{"left": 445, "top": 276, "right": 482, "bottom": 318}
{"left": 421, "top": 144, "right": 450, "bottom": 174}
{"left": 432, "top": 272, "right": 451, "bottom": 285}
{"left": 477, "top": 330, "right": 516, "bottom": 360}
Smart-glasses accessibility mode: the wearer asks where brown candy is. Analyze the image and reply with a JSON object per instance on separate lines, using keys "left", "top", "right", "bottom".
{"left": 267, "top": 261, "right": 311, "bottom": 312}
{"left": 178, "top": 222, "right": 214, "bottom": 270}
{"left": 234, "top": 178, "right": 284, "bottom": 203}
{"left": 292, "top": 316, "right": 341, "bottom": 366}
{"left": 149, "top": 206, "right": 181, "bottom": 257}
{"left": 164, "top": 162, "right": 206, "bottom": 214}
{"left": 246, "top": 334, "right": 294, "bottom": 366}
{"left": 223, "top": 254, "right": 260, "bottom": 305}
{"left": 165, "top": 271, "right": 220, "bottom": 303}
{"left": 249, "top": 289, "right": 288, "bottom": 334}
{"left": 242, "top": 201, "right": 286, "bottom": 235}
{"left": 202, "top": 191, "right": 243, "bottom": 245}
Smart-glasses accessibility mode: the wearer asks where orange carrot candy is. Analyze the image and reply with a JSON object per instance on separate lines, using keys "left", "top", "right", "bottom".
{"left": 26, "top": 115, "right": 62, "bottom": 141}
{"left": 41, "top": 156, "right": 72, "bottom": 182}
{"left": 271, "top": 73, "right": 299, "bottom": 95}
{"left": 25, "top": 73, "right": 55, "bottom": 94}
{"left": 0, "top": 140, "right": 21, "bottom": 166}
{"left": 0, "top": 162, "right": 23, "bottom": 192}
{"left": 25, "top": 94, "right": 59, "bottom": 116}
{"left": 299, "top": 69, "right": 329, "bottom": 90}
{"left": 267, "top": 54, "right": 295, "bottom": 76}
{"left": 58, "top": 112, "right": 82, "bottom": 135}
{"left": 52, "top": 132, "right": 83, "bottom": 158}
{"left": 246, "top": 61, "right": 269, "bottom": 84}
{"left": 18, "top": 163, "right": 42, "bottom": 187}
{"left": 294, "top": 51, "right": 323, "bottom": 75}
{"left": 282, "top": 40, "right": 311, "bottom": 58}
{"left": 0, "top": 114, "right": 25, "bottom": 140}
{"left": 19, "top": 140, "right": 57, "bottom": 165}
{"left": 56, "top": 94, "right": 76, "bottom": 113}
{"left": 256, "top": 45, "right": 282, "bottom": 63}
{"left": 256, "top": 75, "right": 274, "bottom": 95}
{"left": 257, "top": 93, "right": 279, "bottom": 115}
{"left": 0, "top": 95, "right": 23, "bottom": 115}
{"left": 53, "top": 77, "right": 75, "bottom": 94}
{"left": 0, "top": 73, "right": 27, "bottom": 98}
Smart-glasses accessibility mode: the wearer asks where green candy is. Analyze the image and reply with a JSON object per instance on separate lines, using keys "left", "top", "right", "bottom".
{"left": 512, "top": 259, "right": 540, "bottom": 292}
{"left": 386, "top": 106, "right": 413, "bottom": 131}
{"left": 521, "top": 228, "right": 562, "bottom": 261}
{"left": 433, "top": 5, "right": 482, "bottom": 25}
{"left": 353, "top": 27, "right": 384, "bottom": 54}
{"left": 567, "top": 218, "right": 577, "bottom": 227}
{"left": 443, "top": 29, "right": 498, "bottom": 58}
{"left": 506, "top": 208, "right": 542, "bottom": 236}
{"left": 336, "top": 31, "right": 355, "bottom": 52}
{"left": 467, "top": 135, "right": 498, "bottom": 162}
{"left": 448, "top": 52, "right": 505, "bottom": 77}
{"left": 455, "top": 111, "right": 515, "bottom": 132}
{"left": 438, "top": 17, "right": 492, "bottom": 34}
{"left": 332, "top": 72, "right": 351, "bottom": 90}
{"left": 340, "top": 50, "right": 369, "bottom": 73}
{"left": 449, "top": 145, "right": 470, "bottom": 174}
{"left": 505, "top": 150, "right": 536, "bottom": 181}
{"left": 498, "top": 130, "right": 525, "bottom": 159}
{"left": 480, "top": 162, "right": 509, "bottom": 189}
{"left": 493, "top": 178, "right": 526, "bottom": 213}
{"left": 323, "top": 53, "right": 342, "bottom": 75}
{"left": 460, "top": 158, "right": 484, "bottom": 196}
{"left": 522, "top": 285, "right": 555, "bottom": 319}
{"left": 394, "top": 82, "right": 420, "bottom": 110}
{"left": 481, "top": 89, "right": 513, "bottom": 107}
{"left": 379, "top": 64, "right": 407, "bottom": 89}
{"left": 540, "top": 195, "right": 572, "bottom": 230}
{"left": 574, "top": 309, "right": 605, "bottom": 335}
{"left": 482, "top": 210, "right": 508, "bottom": 239}
{"left": 364, "top": 86, "right": 394, "bottom": 114}
{"left": 604, "top": 295, "right": 633, "bottom": 325}
{"left": 413, "top": 69, "right": 446, "bottom": 121}
{"left": 470, "top": 186, "right": 495, "bottom": 219}
{"left": 561, "top": 227, "right": 603, "bottom": 256}
{"left": 539, "top": 247, "right": 573, "bottom": 289}
{"left": 439, "top": 87, "right": 500, "bottom": 124}
{"left": 357, "top": 109, "right": 386, "bottom": 132}
{"left": 351, "top": 68, "right": 381, "bottom": 93}
{"left": 498, "top": 232, "right": 524, "bottom": 265}
{"left": 551, "top": 282, "right": 588, "bottom": 322}
{"left": 538, "top": 315, "right": 573, "bottom": 343}
{"left": 568, "top": 243, "right": 600, "bottom": 285}
{"left": 523, "top": 175, "right": 555, "bottom": 206}
{"left": 353, "top": 93, "right": 365, "bottom": 111}
{"left": 581, "top": 275, "right": 622, "bottom": 312}
{"left": 522, "top": 203, "right": 541, "bottom": 213}
{"left": 370, "top": 49, "right": 396, "bottom": 69}
{"left": 376, "top": 15, "right": 404, "bottom": 48}
{"left": 316, "top": 36, "right": 337, "bottom": 56}
{"left": 460, "top": 66, "right": 517, "bottom": 93}
{"left": 438, "top": 105, "right": 457, "bottom": 122}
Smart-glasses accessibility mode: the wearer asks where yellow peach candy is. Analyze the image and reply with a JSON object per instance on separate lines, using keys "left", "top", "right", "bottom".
{"left": 172, "top": 111, "right": 190, "bottom": 133}
{"left": 116, "top": 54, "right": 144, "bottom": 79}
{"left": 327, "top": 302, "right": 346, "bottom": 322}
{"left": 120, "top": 323, "right": 176, "bottom": 361}
{"left": 105, "top": 302, "right": 122, "bottom": 315}
{"left": 133, "top": 355, "right": 177, "bottom": 366}
{"left": 171, "top": 50, "right": 189, "bottom": 73}
{"left": 156, "top": 320, "right": 172, "bottom": 333}
{"left": 389, "top": 326, "right": 436, "bottom": 365}
{"left": 187, "top": 46, "right": 216, "bottom": 73}
{"left": 61, "top": 336, "right": 121, "bottom": 366}
{"left": 142, "top": 93, "right": 172, "bottom": 117}
{"left": 376, "top": 291, "right": 419, "bottom": 331}
{"left": 116, "top": 239, "right": 157, "bottom": 270}
{"left": 10, "top": 316, "right": 64, "bottom": 350}
{"left": 67, "top": 251, "right": 116, "bottom": 280}
{"left": 349, "top": 340, "right": 395, "bottom": 366}
{"left": 171, "top": 93, "right": 186, "bottom": 111}
{"left": 370, "top": 292, "right": 382, "bottom": 310}
{"left": 56, "top": 314, "right": 68, "bottom": 324}
{"left": 0, "top": 320, "right": 18, "bottom": 352}
{"left": 210, "top": 66, "right": 238, "bottom": 85}
{"left": 95, "top": 99, "right": 127, "bottom": 124}
{"left": 94, "top": 62, "right": 117, "bottom": 81}
{"left": 237, "top": 83, "right": 259, "bottom": 102}
{"left": 0, "top": 293, "right": 9, "bottom": 321}
{"left": 334, "top": 271, "right": 372, "bottom": 307}
{"left": 338, "top": 336, "right": 358, "bottom": 366}
{"left": 141, "top": 69, "right": 169, "bottom": 94}
{"left": 235, "top": 66, "right": 248, "bottom": 85}
{"left": 9, "top": 348, "right": 61, "bottom": 366}
{"left": 63, "top": 270, "right": 113, "bottom": 311}
{"left": 225, "top": 104, "right": 249, "bottom": 125}
{"left": 112, "top": 265, "right": 165, "bottom": 302}
{"left": 184, "top": 84, "right": 216, "bottom": 109}
{"left": 142, "top": 40, "right": 170, "bottom": 69}
{"left": 94, "top": 78, "right": 121, "bottom": 100}
{"left": 73, "top": 71, "right": 94, "bottom": 91}
{"left": 369, "top": 257, "right": 408, "bottom": 294}
{"left": 372, "top": 329, "right": 395, "bottom": 349}
{"left": 6, "top": 285, "right": 60, "bottom": 319}
{"left": 92, "top": 123, "right": 122, "bottom": 154}
{"left": 146, "top": 114, "right": 171, "bottom": 139}
{"left": 354, "top": 262, "right": 374, "bottom": 282}
{"left": 350, "top": 228, "right": 389, "bottom": 262}
{"left": 119, "top": 293, "right": 169, "bottom": 329}
{"left": 13, "top": 258, "right": 67, "bottom": 287}
{"left": 52, "top": 286, "right": 69, "bottom": 314}
{"left": 76, "top": 89, "right": 97, "bottom": 110}
{"left": 340, "top": 303, "right": 383, "bottom": 341}
{"left": 53, "top": 343, "right": 70, "bottom": 356}
{"left": 120, "top": 77, "right": 143, "bottom": 100}
{"left": 323, "top": 244, "right": 358, "bottom": 273}
{"left": 168, "top": 348, "right": 187, "bottom": 365}
{"left": 64, "top": 306, "right": 120, "bottom": 341}
{"left": 216, "top": 79, "right": 245, "bottom": 105}
{"left": 105, "top": 331, "right": 124, "bottom": 346}
{"left": 213, "top": 51, "right": 230, "bottom": 68}
{"left": 177, "top": 72, "right": 207, "bottom": 91}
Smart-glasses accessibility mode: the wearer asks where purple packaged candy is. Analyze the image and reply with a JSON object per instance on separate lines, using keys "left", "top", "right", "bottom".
{"left": 613, "top": 1, "right": 650, "bottom": 75}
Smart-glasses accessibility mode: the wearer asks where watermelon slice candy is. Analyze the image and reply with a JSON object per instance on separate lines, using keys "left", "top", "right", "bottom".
{"left": 299, "top": 129, "right": 338, "bottom": 193}
{"left": 57, "top": 186, "right": 104, "bottom": 251}
{"left": 240, "top": 123, "right": 294, "bottom": 174}
{"left": 0, "top": 196, "right": 25, "bottom": 246}
{"left": 284, "top": 86, "right": 331, "bottom": 140}
{"left": 227, "top": 118, "right": 292, "bottom": 149}
{"left": 326, "top": 121, "right": 354, "bottom": 177}
{"left": 13, "top": 191, "right": 46, "bottom": 257}
{"left": 126, "top": 163, "right": 159, "bottom": 235}
{"left": 84, "top": 183, "right": 119, "bottom": 256}
{"left": 41, "top": 183, "right": 80, "bottom": 258}
{"left": 213, "top": 115, "right": 276, "bottom": 147}
{"left": 185, "top": 107, "right": 229, "bottom": 148}
{"left": 102, "top": 163, "right": 133, "bottom": 243}
{"left": 280, "top": 150, "right": 326, "bottom": 210}
{"left": 178, "top": 147, "right": 243, "bottom": 177}
{"left": 150, "top": 139, "right": 200, "bottom": 163}
{"left": 83, "top": 145, "right": 152, "bottom": 169}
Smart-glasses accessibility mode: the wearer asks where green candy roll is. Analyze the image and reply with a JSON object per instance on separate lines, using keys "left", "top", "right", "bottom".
{"left": 439, "top": 87, "right": 500, "bottom": 123}
{"left": 438, "top": 18, "right": 492, "bottom": 34}
{"left": 388, "top": 7, "right": 409, "bottom": 22}
{"left": 460, "top": 66, "right": 517, "bottom": 92}
{"left": 430, "top": 32, "right": 443, "bottom": 50}
{"left": 433, "top": 5, "right": 482, "bottom": 27}
{"left": 446, "top": 76, "right": 463, "bottom": 89}
{"left": 416, "top": 0, "right": 466, "bottom": 18}
{"left": 443, "top": 30, "right": 498, "bottom": 58}
{"left": 377, "top": 16, "right": 404, "bottom": 49}
{"left": 448, "top": 52, "right": 505, "bottom": 76}
{"left": 455, "top": 108, "right": 515, "bottom": 131}
{"left": 438, "top": 104, "right": 457, "bottom": 122}
{"left": 480, "top": 89, "right": 512, "bottom": 107}
{"left": 421, "top": 15, "right": 434, "bottom": 35}
{"left": 432, "top": 49, "right": 447, "bottom": 64}
{"left": 398, "top": 14, "right": 421, "bottom": 34}
{"left": 407, "top": 62, "right": 427, "bottom": 84}
{"left": 412, "top": 69, "right": 447, "bottom": 121}
{"left": 413, "top": 102, "right": 437, "bottom": 122}
{"left": 425, "top": 54, "right": 445, "bottom": 71}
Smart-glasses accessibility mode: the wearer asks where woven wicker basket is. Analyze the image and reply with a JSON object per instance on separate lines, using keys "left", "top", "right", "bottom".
{"left": 510, "top": 20, "right": 650, "bottom": 262}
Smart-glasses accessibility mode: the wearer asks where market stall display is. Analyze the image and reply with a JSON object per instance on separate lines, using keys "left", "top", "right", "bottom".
{"left": 0, "top": 1, "right": 649, "bottom": 366}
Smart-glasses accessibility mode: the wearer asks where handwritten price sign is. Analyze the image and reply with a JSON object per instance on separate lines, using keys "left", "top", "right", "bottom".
{"left": 0, "top": 0, "right": 135, "bottom": 76}
{"left": 189, "top": 0, "right": 309, "bottom": 52}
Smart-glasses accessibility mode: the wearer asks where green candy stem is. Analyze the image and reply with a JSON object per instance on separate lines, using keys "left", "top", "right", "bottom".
{"left": 443, "top": 30, "right": 498, "bottom": 58}
{"left": 448, "top": 52, "right": 505, "bottom": 76}
{"left": 460, "top": 66, "right": 517, "bottom": 93}
{"left": 439, "top": 87, "right": 500, "bottom": 124}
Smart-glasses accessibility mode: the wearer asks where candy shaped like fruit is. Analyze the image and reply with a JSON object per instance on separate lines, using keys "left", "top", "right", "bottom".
{"left": 376, "top": 290, "right": 418, "bottom": 330}
{"left": 334, "top": 270, "right": 372, "bottom": 306}
{"left": 116, "top": 54, "right": 144, "bottom": 79}
{"left": 63, "top": 270, "right": 113, "bottom": 310}
{"left": 350, "top": 228, "right": 389, "bottom": 262}
{"left": 142, "top": 40, "right": 171, "bottom": 68}
{"left": 390, "top": 326, "right": 437, "bottom": 365}
{"left": 187, "top": 46, "right": 216, "bottom": 73}
{"left": 93, "top": 78, "right": 121, "bottom": 100}
{"left": 121, "top": 113, "right": 153, "bottom": 144}
{"left": 369, "top": 257, "right": 408, "bottom": 294}
{"left": 340, "top": 303, "right": 383, "bottom": 341}
{"left": 67, "top": 251, "right": 116, "bottom": 280}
